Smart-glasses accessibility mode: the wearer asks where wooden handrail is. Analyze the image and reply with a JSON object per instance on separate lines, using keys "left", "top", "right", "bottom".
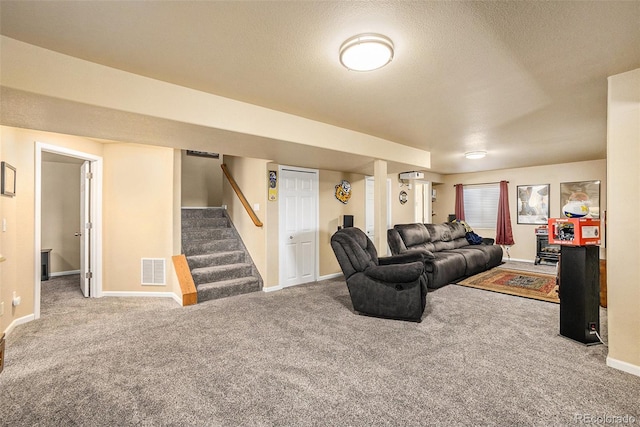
{"left": 220, "top": 164, "right": 263, "bottom": 227}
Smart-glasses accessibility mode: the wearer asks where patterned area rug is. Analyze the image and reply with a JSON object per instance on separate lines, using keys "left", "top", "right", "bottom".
{"left": 457, "top": 268, "right": 559, "bottom": 303}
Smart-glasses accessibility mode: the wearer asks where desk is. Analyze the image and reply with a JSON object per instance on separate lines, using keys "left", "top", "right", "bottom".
{"left": 41, "top": 249, "right": 52, "bottom": 281}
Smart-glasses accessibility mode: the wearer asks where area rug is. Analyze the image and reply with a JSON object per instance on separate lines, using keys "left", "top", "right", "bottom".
{"left": 457, "top": 268, "right": 559, "bottom": 303}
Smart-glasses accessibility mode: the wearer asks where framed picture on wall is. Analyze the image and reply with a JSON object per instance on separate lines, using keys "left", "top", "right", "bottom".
{"left": 516, "top": 184, "right": 549, "bottom": 224}
{"left": 1, "top": 161, "right": 16, "bottom": 197}
{"left": 560, "top": 180, "right": 600, "bottom": 218}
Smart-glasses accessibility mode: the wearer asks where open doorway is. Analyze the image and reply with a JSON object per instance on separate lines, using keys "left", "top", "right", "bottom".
{"left": 35, "top": 143, "right": 103, "bottom": 320}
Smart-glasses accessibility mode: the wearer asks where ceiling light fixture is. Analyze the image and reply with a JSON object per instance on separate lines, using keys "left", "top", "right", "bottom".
{"left": 465, "top": 151, "right": 487, "bottom": 160}
{"left": 339, "top": 33, "right": 394, "bottom": 72}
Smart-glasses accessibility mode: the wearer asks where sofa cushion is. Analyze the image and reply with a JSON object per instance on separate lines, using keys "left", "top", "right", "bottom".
{"left": 446, "top": 248, "right": 488, "bottom": 276}
{"left": 452, "top": 237, "right": 470, "bottom": 249}
{"left": 426, "top": 252, "right": 467, "bottom": 289}
{"left": 447, "top": 222, "right": 467, "bottom": 240}
{"left": 395, "top": 223, "right": 431, "bottom": 247}
{"left": 433, "top": 240, "right": 456, "bottom": 251}
{"left": 425, "top": 223, "right": 452, "bottom": 242}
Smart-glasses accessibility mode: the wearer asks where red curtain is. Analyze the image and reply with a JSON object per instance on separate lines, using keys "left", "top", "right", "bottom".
{"left": 496, "top": 180, "right": 515, "bottom": 245}
{"left": 454, "top": 184, "right": 465, "bottom": 221}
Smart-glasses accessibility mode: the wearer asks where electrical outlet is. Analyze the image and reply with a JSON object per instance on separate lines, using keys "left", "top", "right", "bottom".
{"left": 0, "top": 301, "right": 4, "bottom": 316}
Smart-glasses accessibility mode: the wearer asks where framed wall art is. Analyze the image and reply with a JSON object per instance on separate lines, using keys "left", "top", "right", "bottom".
{"left": 560, "top": 180, "right": 600, "bottom": 218}
{"left": 1, "top": 162, "right": 16, "bottom": 197}
{"left": 516, "top": 184, "right": 549, "bottom": 224}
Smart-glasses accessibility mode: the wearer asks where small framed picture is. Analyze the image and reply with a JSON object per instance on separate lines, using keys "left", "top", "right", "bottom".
{"left": 516, "top": 184, "right": 549, "bottom": 224}
{"left": 1, "top": 162, "right": 16, "bottom": 197}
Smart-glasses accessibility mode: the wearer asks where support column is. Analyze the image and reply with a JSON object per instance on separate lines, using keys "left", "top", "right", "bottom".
{"left": 373, "top": 159, "right": 388, "bottom": 255}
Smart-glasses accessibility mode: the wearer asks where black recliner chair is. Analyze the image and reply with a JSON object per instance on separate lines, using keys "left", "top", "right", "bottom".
{"left": 330, "top": 227, "right": 428, "bottom": 322}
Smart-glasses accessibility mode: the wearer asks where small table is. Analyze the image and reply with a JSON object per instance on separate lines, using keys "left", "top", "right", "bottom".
{"left": 41, "top": 249, "right": 52, "bottom": 281}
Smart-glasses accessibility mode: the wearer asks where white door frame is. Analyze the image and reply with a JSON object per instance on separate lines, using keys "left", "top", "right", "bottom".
{"left": 278, "top": 165, "right": 319, "bottom": 288}
{"left": 35, "top": 142, "right": 103, "bottom": 319}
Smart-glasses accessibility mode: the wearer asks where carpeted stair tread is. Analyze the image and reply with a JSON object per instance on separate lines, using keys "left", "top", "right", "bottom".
{"left": 182, "top": 228, "right": 235, "bottom": 241}
{"left": 196, "top": 276, "right": 261, "bottom": 301}
{"left": 181, "top": 217, "right": 229, "bottom": 229}
{"left": 183, "top": 238, "right": 241, "bottom": 256}
{"left": 191, "top": 263, "right": 254, "bottom": 284}
{"left": 181, "top": 208, "right": 226, "bottom": 219}
{"left": 186, "top": 251, "right": 246, "bottom": 269}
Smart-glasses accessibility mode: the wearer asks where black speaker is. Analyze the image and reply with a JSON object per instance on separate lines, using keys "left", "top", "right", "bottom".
{"left": 343, "top": 215, "right": 354, "bottom": 228}
{"left": 558, "top": 245, "right": 600, "bottom": 345}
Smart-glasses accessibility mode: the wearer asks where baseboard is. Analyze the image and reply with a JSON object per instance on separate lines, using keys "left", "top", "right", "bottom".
{"left": 318, "top": 272, "right": 343, "bottom": 281}
{"left": 3, "top": 314, "right": 36, "bottom": 337}
{"left": 503, "top": 257, "right": 534, "bottom": 263}
{"left": 50, "top": 270, "right": 80, "bottom": 277}
{"left": 101, "top": 291, "right": 182, "bottom": 305}
{"left": 263, "top": 273, "right": 343, "bottom": 293}
{"left": 607, "top": 356, "right": 640, "bottom": 378}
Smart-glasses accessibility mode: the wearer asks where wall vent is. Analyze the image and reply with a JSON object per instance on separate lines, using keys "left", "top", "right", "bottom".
{"left": 141, "top": 258, "right": 166, "bottom": 285}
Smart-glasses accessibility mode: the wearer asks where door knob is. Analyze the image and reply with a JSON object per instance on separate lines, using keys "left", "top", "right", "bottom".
{"left": 289, "top": 236, "right": 293, "bottom": 239}
{"left": 75, "top": 232, "right": 82, "bottom": 237}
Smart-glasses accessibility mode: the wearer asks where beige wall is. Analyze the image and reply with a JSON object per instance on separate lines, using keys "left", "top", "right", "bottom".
{"left": 222, "top": 155, "right": 269, "bottom": 285}
{"left": 606, "top": 68, "right": 640, "bottom": 374}
{"left": 42, "top": 161, "right": 81, "bottom": 273}
{"left": 432, "top": 159, "right": 607, "bottom": 261}
{"left": 0, "top": 127, "right": 105, "bottom": 333}
{"left": 102, "top": 142, "right": 178, "bottom": 293}
{"left": 181, "top": 151, "right": 223, "bottom": 207}
{"left": 0, "top": 127, "right": 182, "bottom": 335}
{"left": 319, "top": 171, "right": 366, "bottom": 277}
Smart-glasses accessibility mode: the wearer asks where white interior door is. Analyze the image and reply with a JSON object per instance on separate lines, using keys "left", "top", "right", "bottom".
{"left": 79, "top": 161, "right": 91, "bottom": 297}
{"left": 279, "top": 167, "right": 318, "bottom": 288}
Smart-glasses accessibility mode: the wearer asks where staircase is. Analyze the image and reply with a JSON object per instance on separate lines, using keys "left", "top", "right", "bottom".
{"left": 181, "top": 208, "right": 262, "bottom": 302}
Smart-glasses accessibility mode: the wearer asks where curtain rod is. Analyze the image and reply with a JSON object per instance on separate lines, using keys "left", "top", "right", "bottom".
{"left": 453, "top": 181, "right": 509, "bottom": 187}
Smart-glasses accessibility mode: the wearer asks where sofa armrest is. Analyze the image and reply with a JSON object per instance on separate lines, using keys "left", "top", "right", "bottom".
{"left": 365, "top": 262, "right": 424, "bottom": 284}
{"left": 482, "top": 238, "right": 495, "bottom": 245}
{"left": 379, "top": 251, "right": 425, "bottom": 265}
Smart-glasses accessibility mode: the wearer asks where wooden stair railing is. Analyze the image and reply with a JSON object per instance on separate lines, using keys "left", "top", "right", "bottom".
{"left": 172, "top": 255, "right": 197, "bottom": 306}
{"left": 220, "top": 164, "right": 263, "bottom": 227}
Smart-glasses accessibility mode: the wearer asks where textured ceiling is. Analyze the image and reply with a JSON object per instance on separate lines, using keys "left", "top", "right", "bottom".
{"left": 1, "top": 1, "right": 639, "bottom": 174}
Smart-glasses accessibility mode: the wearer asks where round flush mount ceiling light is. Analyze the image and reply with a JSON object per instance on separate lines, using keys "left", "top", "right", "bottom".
{"left": 465, "top": 151, "right": 487, "bottom": 160}
{"left": 340, "top": 33, "right": 394, "bottom": 72}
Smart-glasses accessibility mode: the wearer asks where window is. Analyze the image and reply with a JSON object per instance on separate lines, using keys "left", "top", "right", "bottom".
{"left": 463, "top": 183, "right": 499, "bottom": 229}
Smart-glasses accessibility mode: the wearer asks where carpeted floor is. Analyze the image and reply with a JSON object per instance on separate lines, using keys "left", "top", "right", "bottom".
{"left": 1, "top": 273, "right": 639, "bottom": 426}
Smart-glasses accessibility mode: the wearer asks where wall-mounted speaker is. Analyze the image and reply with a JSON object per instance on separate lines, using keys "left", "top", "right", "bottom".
{"left": 343, "top": 215, "right": 354, "bottom": 228}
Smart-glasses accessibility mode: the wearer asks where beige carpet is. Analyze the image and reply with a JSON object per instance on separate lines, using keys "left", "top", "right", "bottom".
{"left": 458, "top": 268, "right": 559, "bottom": 303}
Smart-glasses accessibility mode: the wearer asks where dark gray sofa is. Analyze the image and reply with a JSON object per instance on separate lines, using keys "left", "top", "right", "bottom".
{"left": 388, "top": 222, "right": 503, "bottom": 289}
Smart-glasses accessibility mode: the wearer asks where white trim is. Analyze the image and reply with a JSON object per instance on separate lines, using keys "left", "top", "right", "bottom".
{"left": 101, "top": 291, "right": 182, "bottom": 305}
{"left": 35, "top": 142, "right": 104, "bottom": 322}
{"left": 503, "top": 257, "right": 535, "bottom": 263}
{"left": 607, "top": 356, "right": 640, "bottom": 378}
{"left": 49, "top": 270, "right": 81, "bottom": 277}
{"left": 3, "top": 314, "right": 36, "bottom": 337}
{"left": 318, "top": 272, "right": 343, "bottom": 281}
{"left": 262, "top": 285, "right": 283, "bottom": 293}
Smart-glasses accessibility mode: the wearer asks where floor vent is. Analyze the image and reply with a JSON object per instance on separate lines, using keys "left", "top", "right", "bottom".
{"left": 141, "top": 258, "right": 166, "bottom": 285}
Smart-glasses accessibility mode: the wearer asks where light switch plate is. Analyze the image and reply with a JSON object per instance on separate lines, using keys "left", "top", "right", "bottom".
{"left": 2, "top": 218, "right": 6, "bottom": 232}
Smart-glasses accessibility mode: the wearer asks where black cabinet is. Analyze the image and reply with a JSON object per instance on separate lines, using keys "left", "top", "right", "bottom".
{"left": 559, "top": 245, "right": 600, "bottom": 345}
